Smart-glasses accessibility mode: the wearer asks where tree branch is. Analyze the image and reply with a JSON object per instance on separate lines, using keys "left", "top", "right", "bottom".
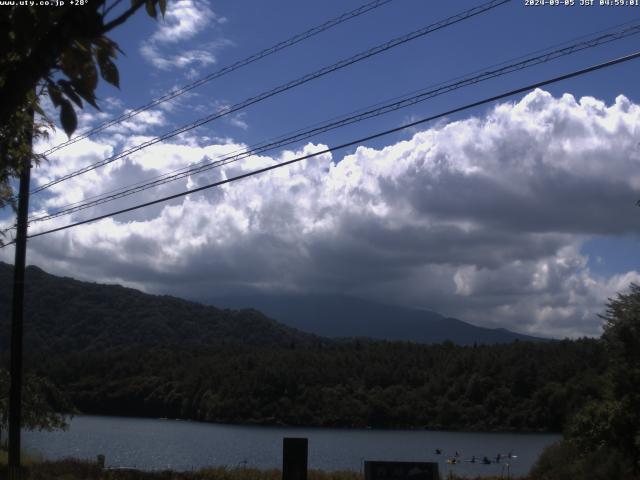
{"left": 101, "top": 0, "right": 147, "bottom": 34}
{"left": 103, "top": 0, "right": 125, "bottom": 19}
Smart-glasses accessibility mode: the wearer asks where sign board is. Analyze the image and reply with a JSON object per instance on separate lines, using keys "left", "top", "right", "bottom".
{"left": 364, "top": 461, "right": 439, "bottom": 480}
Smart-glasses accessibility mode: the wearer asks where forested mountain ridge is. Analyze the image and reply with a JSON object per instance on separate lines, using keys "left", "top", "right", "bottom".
{"left": 214, "top": 293, "right": 545, "bottom": 345}
{"left": 1, "top": 262, "right": 540, "bottom": 351}
{"left": 0, "top": 262, "right": 321, "bottom": 354}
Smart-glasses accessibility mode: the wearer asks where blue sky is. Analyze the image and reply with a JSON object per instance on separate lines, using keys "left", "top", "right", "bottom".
{"left": 2, "top": 0, "right": 640, "bottom": 337}
{"left": 106, "top": 0, "right": 640, "bottom": 135}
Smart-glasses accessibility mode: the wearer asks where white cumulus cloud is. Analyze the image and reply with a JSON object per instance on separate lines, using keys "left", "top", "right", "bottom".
{"left": 6, "top": 89, "right": 640, "bottom": 338}
{"left": 139, "top": 0, "right": 231, "bottom": 72}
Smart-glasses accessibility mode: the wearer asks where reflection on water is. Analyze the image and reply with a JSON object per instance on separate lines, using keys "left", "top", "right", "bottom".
{"left": 24, "top": 415, "right": 560, "bottom": 477}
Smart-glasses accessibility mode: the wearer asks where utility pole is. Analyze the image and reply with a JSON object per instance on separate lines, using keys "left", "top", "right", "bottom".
{"left": 8, "top": 110, "right": 33, "bottom": 480}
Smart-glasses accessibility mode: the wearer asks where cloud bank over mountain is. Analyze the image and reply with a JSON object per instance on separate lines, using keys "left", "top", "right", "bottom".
{"left": 6, "top": 89, "right": 640, "bottom": 338}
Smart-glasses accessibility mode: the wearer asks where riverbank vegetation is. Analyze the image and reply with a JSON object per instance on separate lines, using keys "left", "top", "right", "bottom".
{"left": 527, "top": 284, "right": 640, "bottom": 479}
{"left": 0, "top": 458, "right": 517, "bottom": 480}
{"left": 0, "top": 369, "right": 74, "bottom": 445}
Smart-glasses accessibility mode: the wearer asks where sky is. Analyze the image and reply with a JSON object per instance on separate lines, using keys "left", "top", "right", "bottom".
{"left": 2, "top": 0, "right": 640, "bottom": 338}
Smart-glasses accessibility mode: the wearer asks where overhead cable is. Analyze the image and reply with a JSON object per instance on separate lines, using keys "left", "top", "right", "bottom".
{"left": 42, "top": 0, "right": 396, "bottom": 156}
{"left": 31, "top": 0, "right": 511, "bottom": 194}
{"left": 18, "top": 49, "right": 640, "bottom": 242}
{"left": 27, "top": 20, "right": 640, "bottom": 224}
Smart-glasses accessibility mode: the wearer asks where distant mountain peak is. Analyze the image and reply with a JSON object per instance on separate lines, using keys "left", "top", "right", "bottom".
{"left": 0, "top": 262, "right": 545, "bottom": 351}
{"left": 209, "top": 293, "right": 546, "bottom": 345}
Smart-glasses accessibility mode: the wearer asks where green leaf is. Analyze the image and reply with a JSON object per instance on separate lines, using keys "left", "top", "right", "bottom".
{"left": 11, "top": 9, "right": 34, "bottom": 47}
{"left": 59, "top": 99, "right": 77, "bottom": 138}
{"left": 58, "top": 80, "right": 83, "bottom": 108}
{"left": 94, "top": 37, "right": 119, "bottom": 57}
{"left": 97, "top": 50, "right": 120, "bottom": 88}
{"left": 145, "top": 0, "right": 157, "bottom": 18}
{"left": 80, "top": 59, "right": 98, "bottom": 93}
{"left": 47, "top": 84, "right": 63, "bottom": 107}
{"left": 73, "top": 39, "right": 91, "bottom": 53}
{"left": 59, "top": 49, "right": 82, "bottom": 79}
{"left": 32, "top": 100, "right": 46, "bottom": 119}
{"left": 158, "top": 0, "right": 167, "bottom": 16}
{"left": 70, "top": 79, "right": 99, "bottom": 110}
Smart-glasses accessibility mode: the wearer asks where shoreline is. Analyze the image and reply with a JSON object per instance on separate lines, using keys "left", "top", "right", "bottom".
{"left": 21, "top": 416, "right": 555, "bottom": 477}
{"left": 64, "top": 413, "right": 563, "bottom": 436}
{"left": 0, "top": 457, "right": 527, "bottom": 480}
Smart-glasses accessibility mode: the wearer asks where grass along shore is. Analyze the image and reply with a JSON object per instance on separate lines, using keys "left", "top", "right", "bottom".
{"left": 0, "top": 457, "right": 524, "bottom": 480}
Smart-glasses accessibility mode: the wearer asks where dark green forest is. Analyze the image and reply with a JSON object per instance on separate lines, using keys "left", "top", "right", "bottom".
{"left": 33, "top": 339, "right": 606, "bottom": 432}
{"left": 0, "top": 263, "right": 320, "bottom": 353}
{"left": 0, "top": 263, "right": 608, "bottom": 433}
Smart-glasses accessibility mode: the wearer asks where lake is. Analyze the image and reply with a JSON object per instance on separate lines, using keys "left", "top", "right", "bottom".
{"left": 23, "top": 415, "right": 560, "bottom": 478}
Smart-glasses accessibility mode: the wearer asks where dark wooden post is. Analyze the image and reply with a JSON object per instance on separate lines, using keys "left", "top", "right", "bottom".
{"left": 282, "top": 437, "right": 308, "bottom": 480}
{"left": 8, "top": 112, "right": 33, "bottom": 480}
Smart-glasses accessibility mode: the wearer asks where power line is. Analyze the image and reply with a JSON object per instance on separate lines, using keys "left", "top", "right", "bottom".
{"left": 19, "top": 49, "right": 640, "bottom": 242}
{"left": 27, "top": 20, "right": 640, "bottom": 225}
{"left": 41, "top": 0, "right": 395, "bottom": 156}
{"left": 31, "top": 0, "right": 511, "bottom": 195}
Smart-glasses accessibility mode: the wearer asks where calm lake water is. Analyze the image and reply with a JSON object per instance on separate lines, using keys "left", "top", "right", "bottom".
{"left": 23, "top": 415, "right": 560, "bottom": 478}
